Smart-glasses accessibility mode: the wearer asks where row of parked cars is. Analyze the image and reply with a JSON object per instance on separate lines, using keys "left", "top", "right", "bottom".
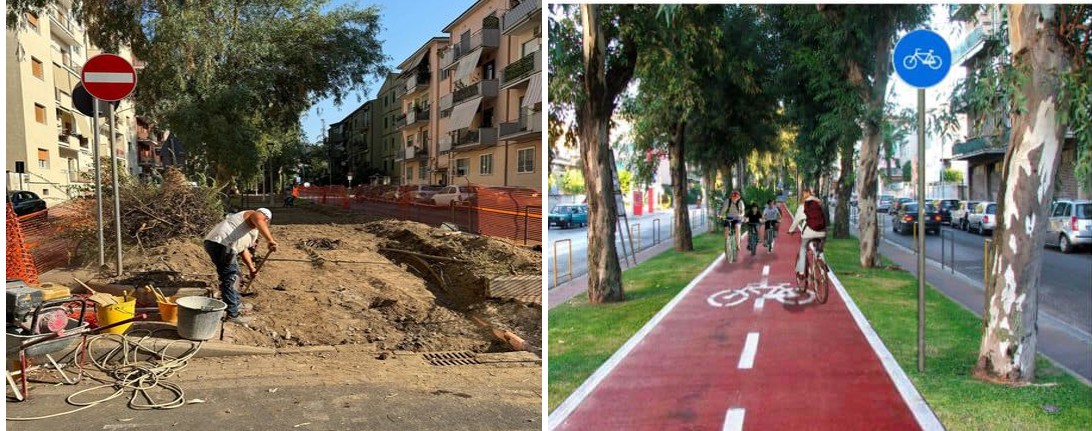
{"left": 879, "top": 194, "right": 1091, "bottom": 253}
{"left": 364, "top": 184, "right": 474, "bottom": 206}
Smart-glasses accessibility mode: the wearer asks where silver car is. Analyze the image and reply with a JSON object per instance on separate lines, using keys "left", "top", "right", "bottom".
{"left": 1045, "top": 200, "right": 1092, "bottom": 253}
{"left": 967, "top": 202, "right": 997, "bottom": 235}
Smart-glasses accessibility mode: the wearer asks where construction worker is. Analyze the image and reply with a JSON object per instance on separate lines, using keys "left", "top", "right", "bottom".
{"left": 203, "top": 208, "right": 279, "bottom": 324}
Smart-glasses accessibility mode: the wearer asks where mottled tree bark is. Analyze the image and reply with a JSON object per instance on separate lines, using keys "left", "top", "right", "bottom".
{"left": 578, "top": 4, "right": 636, "bottom": 303}
{"left": 849, "top": 28, "right": 892, "bottom": 269}
{"left": 670, "top": 121, "right": 694, "bottom": 251}
{"left": 975, "top": 4, "right": 1069, "bottom": 383}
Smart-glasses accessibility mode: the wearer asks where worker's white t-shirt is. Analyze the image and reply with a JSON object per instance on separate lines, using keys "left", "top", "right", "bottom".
{"left": 204, "top": 211, "right": 259, "bottom": 254}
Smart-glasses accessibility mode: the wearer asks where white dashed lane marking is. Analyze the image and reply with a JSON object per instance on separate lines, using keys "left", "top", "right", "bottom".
{"left": 738, "top": 332, "right": 760, "bottom": 369}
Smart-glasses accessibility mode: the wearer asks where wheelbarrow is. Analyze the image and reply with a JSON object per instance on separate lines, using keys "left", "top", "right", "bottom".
{"left": 6, "top": 300, "right": 146, "bottom": 401}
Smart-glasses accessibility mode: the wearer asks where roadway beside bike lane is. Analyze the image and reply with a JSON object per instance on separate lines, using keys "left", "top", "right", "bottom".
{"left": 549, "top": 208, "right": 942, "bottom": 430}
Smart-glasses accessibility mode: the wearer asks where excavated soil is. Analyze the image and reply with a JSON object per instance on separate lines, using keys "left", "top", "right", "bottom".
{"left": 91, "top": 208, "right": 541, "bottom": 354}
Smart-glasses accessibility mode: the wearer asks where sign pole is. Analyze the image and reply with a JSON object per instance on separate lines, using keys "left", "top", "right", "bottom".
{"left": 110, "top": 102, "right": 123, "bottom": 276}
{"left": 93, "top": 98, "right": 105, "bottom": 267}
{"left": 917, "top": 89, "right": 926, "bottom": 373}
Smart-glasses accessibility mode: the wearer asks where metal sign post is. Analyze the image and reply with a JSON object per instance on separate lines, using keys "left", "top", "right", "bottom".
{"left": 93, "top": 99, "right": 104, "bottom": 267}
{"left": 81, "top": 54, "right": 137, "bottom": 276}
{"left": 893, "top": 29, "right": 952, "bottom": 373}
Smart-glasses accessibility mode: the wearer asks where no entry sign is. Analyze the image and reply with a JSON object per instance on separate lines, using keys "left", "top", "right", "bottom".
{"left": 80, "top": 54, "right": 137, "bottom": 101}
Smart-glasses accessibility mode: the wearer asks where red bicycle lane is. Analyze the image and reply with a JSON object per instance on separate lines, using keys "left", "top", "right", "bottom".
{"left": 549, "top": 214, "right": 942, "bottom": 430}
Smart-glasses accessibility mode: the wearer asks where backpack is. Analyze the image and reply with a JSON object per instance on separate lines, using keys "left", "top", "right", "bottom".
{"left": 804, "top": 200, "right": 826, "bottom": 232}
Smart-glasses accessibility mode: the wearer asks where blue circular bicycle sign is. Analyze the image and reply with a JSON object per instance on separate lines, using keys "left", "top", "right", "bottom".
{"left": 893, "top": 29, "right": 951, "bottom": 89}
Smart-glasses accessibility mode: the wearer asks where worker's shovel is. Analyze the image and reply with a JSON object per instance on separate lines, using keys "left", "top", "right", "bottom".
{"left": 239, "top": 250, "right": 273, "bottom": 297}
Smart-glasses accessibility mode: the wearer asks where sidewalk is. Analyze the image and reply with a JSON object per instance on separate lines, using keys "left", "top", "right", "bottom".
{"left": 549, "top": 212, "right": 941, "bottom": 430}
{"left": 548, "top": 218, "right": 708, "bottom": 309}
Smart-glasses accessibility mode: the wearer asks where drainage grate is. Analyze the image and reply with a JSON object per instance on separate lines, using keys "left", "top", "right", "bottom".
{"left": 422, "top": 351, "right": 480, "bottom": 366}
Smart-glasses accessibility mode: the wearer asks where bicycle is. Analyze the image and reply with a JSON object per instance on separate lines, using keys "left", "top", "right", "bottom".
{"left": 707, "top": 282, "right": 816, "bottom": 308}
{"left": 764, "top": 221, "right": 778, "bottom": 253}
{"left": 902, "top": 48, "right": 943, "bottom": 70}
{"left": 797, "top": 238, "right": 830, "bottom": 304}
{"left": 724, "top": 218, "right": 741, "bottom": 263}
{"left": 746, "top": 222, "right": 760, "bottom": 256}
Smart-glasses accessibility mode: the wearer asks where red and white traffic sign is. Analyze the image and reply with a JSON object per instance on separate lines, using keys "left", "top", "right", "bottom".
{"left": 80, "top": 54, "right": 137, "bottom": 101}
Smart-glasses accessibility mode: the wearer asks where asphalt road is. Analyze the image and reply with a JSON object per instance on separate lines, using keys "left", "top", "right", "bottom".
{"left": 872, "top": 214, "right": 1092, "bottom": 335}
{"left": 546, "top": 206, "right": 707, "bottom": 288}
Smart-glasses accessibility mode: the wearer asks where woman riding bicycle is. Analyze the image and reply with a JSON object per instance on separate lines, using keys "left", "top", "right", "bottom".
{"left": 787, "top": 187, "right": 827, "bottom": 282}
{"left": 763, "top": 200, "right": 780, "bottom": 253}
{"left": 720, "top": 190, "right": 746, "bottom": 242}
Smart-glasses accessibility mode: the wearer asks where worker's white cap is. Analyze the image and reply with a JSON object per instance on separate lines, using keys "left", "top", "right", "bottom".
{"left": 257, "top": 208, "right": 272, "bottom": 220}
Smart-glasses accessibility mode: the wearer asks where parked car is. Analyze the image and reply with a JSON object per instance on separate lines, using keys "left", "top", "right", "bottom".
{"left": 892, "top": 202, "right": 941, "bottom": 235}
{"left": 549, "top": 204, "right": 589, "bottom": 229}
{"left": 398, "top": 185, "right": 443, "bottom": 203}
{"left": 7, "top": 191, "right": 47, "bottom": 217}
{"left": 933, "top": 199, "right": 961, "bottom": 225}
{"left": 430, "top": 185, "right": 473, "bottom": 206}
{"left": 1044, "top": 200, "right": 1092, "bottom": 253}
{"left": 951, "top": 200, "right": 981, "bottom": 231}
{"left": 967, "top": 202, "right": 998, "bottom": 235}
{"left": 878, "top": 195, "right": 895, "bottom": 213}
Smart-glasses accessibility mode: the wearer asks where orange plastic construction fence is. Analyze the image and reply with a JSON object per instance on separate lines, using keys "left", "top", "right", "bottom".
{"left": 298, "top": 184, "right": 542, "bottom": 245}
{"left": 6, "top": 203, "right": 40, "bottom": 285}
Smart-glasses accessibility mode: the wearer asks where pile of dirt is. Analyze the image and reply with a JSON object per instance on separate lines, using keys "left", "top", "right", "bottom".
{"left": 115, "top": 217, "right": 541, "bottom": 354}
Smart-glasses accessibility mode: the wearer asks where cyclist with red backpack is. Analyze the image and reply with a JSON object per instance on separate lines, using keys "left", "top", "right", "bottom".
{"left": 787, "top": 187, "right": 827, "bottom": 280}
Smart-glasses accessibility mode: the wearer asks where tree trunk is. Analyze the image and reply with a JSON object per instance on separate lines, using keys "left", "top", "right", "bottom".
{"left": 833, "top": 140, "right": 855, "bottom": 238}
{"left": 975, "top": 4, "right": 1068, "bottom": 383}
{"left": 849, "top": 20, "right": 893, "bottom": 268}
{"left": 578, "top": 4, "right": 632, "bottom": 304}
{"left": 670, "top": 121, "right": 694, "bottom": 251}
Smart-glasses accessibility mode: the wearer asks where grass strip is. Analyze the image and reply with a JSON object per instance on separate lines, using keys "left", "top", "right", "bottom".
{"left": 825, "top": 237, "right": 1091, "bottom": 430}
{"left": 547, "top": 233, "right": 721, "bottom": 410}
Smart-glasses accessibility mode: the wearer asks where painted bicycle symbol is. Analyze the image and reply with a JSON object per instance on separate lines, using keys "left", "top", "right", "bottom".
{"left": 706, "top": 282, "right": 815, "bottom": 308}
{"left": 902, "top": 48, "right": 943, "bottom": 71}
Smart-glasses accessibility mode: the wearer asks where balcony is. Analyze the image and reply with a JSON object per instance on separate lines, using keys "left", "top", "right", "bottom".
{"left": 439, "top": 47, "right": 456, "bottom": 70}
{"left": 447, "top": 29, "right": 500, "bottom": 68}
{"left": 453, "top": 127, "right": 498, "bottom": 148}
{"left": 453, "top": 79, "right": 499, "bottom": 105}
{"left": 952, "top": 133, "right": 1009, "bottom": 163}
{"left": 503, "top": 0, "right": 541, "bottom": 35}
{"left": 440, "top": 93, "right": 454, "bottom": 113}
{"left": 49, "top": 7, "right": 80, "bottom": 45}
{"left": 502, "top": 49, "right": 541, "bottom": 88}
{"left": 406, "top": 107, "right": 430, "bottom": 126}
{"left": 954, "top": 25, "right": 999, "bottom": 66}
{"left": 499, "top": 109, "right": 541, "bottom": 141}
{"left": 404, "top": 70, "right": 430, "bottom": 94}
{"left": 395, "top": 113, "right": 407, "bottom": 129}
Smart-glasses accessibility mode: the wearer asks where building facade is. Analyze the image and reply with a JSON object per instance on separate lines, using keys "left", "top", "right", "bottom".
{"left": 397, "top": 37, "right": 449, "bottom": 186}
{"left": 371, "top": 73, "right": 404, "bottom": 184}
{"left": 432, "top": 0, "right": 542, "bottom": 190}
{"left": 6, "top": 3, "right": 138, "bottom": 204}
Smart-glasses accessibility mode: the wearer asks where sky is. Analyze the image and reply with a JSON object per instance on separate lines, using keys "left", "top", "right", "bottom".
{"left": 299, "top": 1, "right": 473, "bottom": 143}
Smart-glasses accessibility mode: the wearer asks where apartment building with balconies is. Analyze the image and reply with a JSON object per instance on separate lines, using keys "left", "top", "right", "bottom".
{"left": 437, "top": 0, "right": 541, "bottom": 190}
{"left": 371, "top": 73, "right": 404, "bottom": 184}
{"left": 6, "top": 3, "right": 139, "bottom": 203}
{"left": 951, "top": 5, "right": 1086, "bottom": 200}
{"left": 397, "top": 37, "right": 449, "bottom": 186}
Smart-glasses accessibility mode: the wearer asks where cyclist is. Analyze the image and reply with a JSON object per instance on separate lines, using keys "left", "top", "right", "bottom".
{"left": 720, "top": 190, "right": 746, "bottom": 245}
{"left": 744, "top": 204, "right": 763, "bottom": 255}
{"left": 787, "top": 187, "right": 827, "bottom": 282}
{"left": 763, "top": 200, "right": 780, "bottom": 253}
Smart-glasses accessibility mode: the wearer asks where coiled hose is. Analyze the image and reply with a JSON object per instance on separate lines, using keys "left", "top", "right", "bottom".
{"left": 8, "top": 329, "right": 203, "bottom": 421}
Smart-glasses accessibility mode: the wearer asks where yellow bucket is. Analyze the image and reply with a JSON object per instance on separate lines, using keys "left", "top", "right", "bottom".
{"left": 157, "top": 298, "right": 178, "bottom": 324}
{"left": 95, "top": 298, "right": 136, "bottom": 334}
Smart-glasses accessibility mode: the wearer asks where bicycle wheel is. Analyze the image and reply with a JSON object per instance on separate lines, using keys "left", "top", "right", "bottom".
{"left": 810, "top": 248, "right": 830, "bottom": 304}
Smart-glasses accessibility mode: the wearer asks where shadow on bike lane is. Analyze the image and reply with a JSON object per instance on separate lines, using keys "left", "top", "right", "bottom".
{"left": 549, "top": 204, "right": 942, "bottom": 431}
